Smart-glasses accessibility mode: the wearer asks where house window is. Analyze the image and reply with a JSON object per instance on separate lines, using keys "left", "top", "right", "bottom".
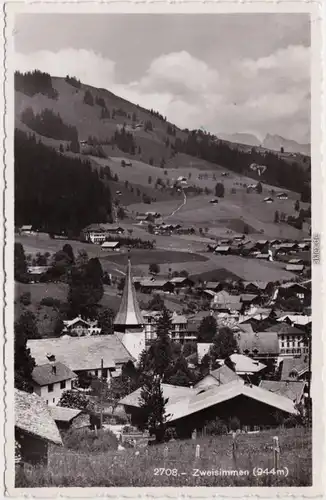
{"left": 53, "top": 398, "right": 55, "bottom": 404}
{"left": 94, "top": 370, "right": 98, "bottom": 377}
{"left": 48, "top": 384, "right": 54, "bottom": 393}
{"left": 103, "top": 369, "right": 108, "bottom": 378}
{"left": 60, "top": 380, "right": 66, "bottom": 390}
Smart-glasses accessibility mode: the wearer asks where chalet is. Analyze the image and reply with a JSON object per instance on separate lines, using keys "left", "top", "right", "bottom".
{"left": 285, "top": 264, "right": 304, "bottom": 273}
{"left": 211, "top": 291, "right": 242, "bottom": 313}
{"left": 138, "top": 279, "right": 174, "bottom": 294}
{"left": 165, "top": 381, "right": 298, "bottom": 436}
{"left": 240, "top": 294, "right": 260, "bottom": 306}
{"left": 31, "top": 360, "right": 77, "bottom": 406}
{"left": 204, "top": 282, "right": 222, "bottom": 292}
{"left": 277, "top": 314, "right": 312, "bottom": 327}
{"left": 49, "top": 406, "right": 90, "bottom": 431}
{"left": 169, "top": 277, "right": 194, "bottom": 289}
{"left": 20, "top": 225, "right": 34, "bottom": 234}
{"left": 102, "top": 224, "right": 125, "bottom": 235}
{"left": 236, "top": 330, "right": 279, "bottom": 360}
{"left": 288, "top": 258, "right": 304, "bottom": 265}
{"left": 209, "top": 198, "right": 219, "bottom": 204}
{"left": 263, "top": 197, "right": 274, "bottom": 203}
{"left": 27, "top": 266, "right": 51, "bottom": 283}
{"left": 259, "top": 380, "right": 306, "bottom": 406}
{"left": 243, "top": 281, "right": 273, "bottom": 294}
{"left": 62, "top": 316, "right": 101, "bottom": 336}
{"left": 255, "top": 252, "right": 270, "bottom": 260}
{"left": 15, "top": 389, "right": 62, "bottom": 466}
{"left": 280, "top": 356, "right": 309, "bottom": 382}
{"left": 298, "top": 242, "right": 311, "bottom": 251}
{"left": 276, "top": 192, "right": 289, "bottom": 200}
{"left": 194, "top": 365, "right": 242, "bottom": 390}
{"left": 27, "top": 335, "right": 133, "bottom": 382}
{"left": 101, "top": 241, "right": 121, "bottom": 251}
{"left": 214, "top": 245, "right": 231, "bottom": 255}
{"left": 274, "top": 242, "right": 299, "bottom": 254}
{"left": 136, "top": 215, "right": 148, "bottom": 222}
{"left": 278, "top": 282, "right": 310, "bottom": 301}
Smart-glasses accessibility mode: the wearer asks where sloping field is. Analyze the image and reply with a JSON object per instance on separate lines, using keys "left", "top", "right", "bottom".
{"left": 103, "top": 249, "right": 208, "bottom": 266}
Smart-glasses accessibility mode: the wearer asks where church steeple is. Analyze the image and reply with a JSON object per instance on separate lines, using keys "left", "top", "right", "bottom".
{"left": 114, "top": 256, "right": 144, "bottom": 331}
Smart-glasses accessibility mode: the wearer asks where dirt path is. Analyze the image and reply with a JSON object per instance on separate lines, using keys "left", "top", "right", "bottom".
{"left": 165, "top": 190, "right": 187, "bottom": 220}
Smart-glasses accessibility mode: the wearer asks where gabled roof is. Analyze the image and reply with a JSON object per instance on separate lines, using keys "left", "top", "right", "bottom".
{"left": 114, "top": 258, "right": 144, "bottom": 327}
{"left": 101, "top": 241, "right": 120, "bottom": 248}
{"left": 243, "top": 281, "right": 270, "bottom": 290}
{"left": 119, "top": 384, "right": 194, "bottom": 408}
{"left": 215, "top": 246, "right": 230, "bottom": 251}
{"left": 277, "top": 314, "right": 312, "bottom": 326}
{"left": 236, "top": 331, "right": 279, "bottom": 355}
{"left": 21, "top": 225, "right": 33, "bottom": 230}
{"left": 259, "top": 380, "right": 306, "bottom": 404}
{"left": 240, "top": 294, "right": 258, "bottom": 302}
{"left": 166, "top": 380, "right": 298, "bottom": 423}
{"left": 32, "top": 362, "right": 77, "bottom": 387}
{"left": 169, "top": 277, "right": 192, "bottom": 284}
{"left": 280, "top": 356, "right": 309, "bottom": 381}
{"left": 49, "top": 406, "right": 83, "bottom": 423}
{"left": 28, "top": 335, "right": 133, "bottom": 371}
{"left": 264, "top": 323, "right": 304, "bottom": 335}
{"left": 228, "top": 353, "right": 266, "bottom": 374}
{"left": 286, "top": 264, "right": 304, "bottom": 271}
{"left": 63, "top": 316, "right": 96, "bottom": 328}
{"left": 15, "top": 389, "right": 62, "bottom": 445}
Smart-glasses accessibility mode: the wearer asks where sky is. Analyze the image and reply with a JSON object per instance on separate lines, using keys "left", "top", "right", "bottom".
{"left": 15, "top": 14, "right": 311, "bottom": 143}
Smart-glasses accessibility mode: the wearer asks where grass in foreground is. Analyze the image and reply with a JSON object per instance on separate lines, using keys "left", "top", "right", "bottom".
{"left": 16, "top": 427, "right": 312, "bottom": 487}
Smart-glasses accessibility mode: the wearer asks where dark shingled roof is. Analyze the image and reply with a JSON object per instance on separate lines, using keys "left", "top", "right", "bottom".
{"left": 32, "top": 362, "right": 77, "bottom": 387}
{"left": 15, "top": 389, "right": 62, "bottom": 445}
{"left": 259, "top": 380, "right": 306, "bottom": 405}
{"left": 280, "top": 356, "right": 309, "bottom": 381}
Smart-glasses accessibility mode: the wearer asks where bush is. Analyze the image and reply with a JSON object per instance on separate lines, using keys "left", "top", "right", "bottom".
{"left": 229, "top": 416, "right": 241, "bottom": 431}
{"left": 284, "top": 415, "right": 300, "bottom": 428}
{"left": 205, "top": 418, "right": 228, "bottom": 436}
{"left": 20, "top": 292, "right": 31, "bottom": 306}
{"left": 40, "top": 297, "right": 61, "bottom": 308}
{"left": 62, "top": 427, "right": 118, "bottom": 453}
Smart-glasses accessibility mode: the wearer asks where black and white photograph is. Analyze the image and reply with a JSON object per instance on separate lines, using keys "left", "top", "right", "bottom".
{"left": 3, "top": 3, "right": 324, "bottom": 493}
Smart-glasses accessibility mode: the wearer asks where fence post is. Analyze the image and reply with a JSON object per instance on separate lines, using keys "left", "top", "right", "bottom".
{"left": 273, "top": 436, "right": 280, "bottom": 470}
{"left": 195, "top": 444, "right": 200, "bottom": 459}
{"left": 232, "top": 431, "right": 238, "bottom": 468}
{"left": 163, "top": 446, "right": 168, "bottom": 459}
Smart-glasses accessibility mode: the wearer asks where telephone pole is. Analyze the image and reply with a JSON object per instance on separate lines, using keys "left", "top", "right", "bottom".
{"left": 100, "top": 358, "right": 104, "bottom": 429}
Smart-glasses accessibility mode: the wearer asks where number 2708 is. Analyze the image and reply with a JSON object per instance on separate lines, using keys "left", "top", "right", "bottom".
{"left": 154, "top": 468, "right": 178, "bottom": 476}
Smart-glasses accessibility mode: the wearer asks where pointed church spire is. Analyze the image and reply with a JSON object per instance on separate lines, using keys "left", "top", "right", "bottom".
{"left": 114, "top": 255, "right": 144, "bottom": 329}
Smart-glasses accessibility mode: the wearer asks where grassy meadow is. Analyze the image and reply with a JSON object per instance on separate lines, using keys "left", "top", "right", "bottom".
{"left": 16, "top": 427, "right": 312, "bottom": 487}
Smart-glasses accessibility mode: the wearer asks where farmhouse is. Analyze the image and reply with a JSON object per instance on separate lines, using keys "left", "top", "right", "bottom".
{"left": 277, "top": 314, "right": 312, "bottom": 327}
{"left": 20, "top": 225, "right": 34, "bottom": 234}
{"left": 278, "top": 282, "right": 310, "bottom": 300}
{"left": 263, "top": 197, "right": 274, "bottom": 203}
{"left": 15, "top": 389, "right": 62, "bottom": 466}
{"left": 169, "top": 277, "right": 194, "bottom": 289}
{"left": 138, "top": 279, "right": 174, "bottom": 294}
{"left": 214, "top": 245, "right": 231, "bottom": 255}
{"left": 31, "top": 360, "right": 77, "bottom": 406}
{"left": 243, "top": 281, "right": 273, "bottom": 294}
{"left": 49, "top": 406, "right": 90, "bottom": 431}
{"left": 209, "top": 198, "right": 219, "bottom": 204}
{"left": 224, "top": 353, "right": 267, "bottom": 377}
{"left": 81, "top": 224, "right": 106, "bottom": 244}
{"left": 276, "top": 192, "right": 289, "bottom": 200}
{"left": 62, "top": 316, "right": 101, "bottom": 336}
{"left": 27, "top": 265, "right": 51, "bottom": 282}
{"left": 28, "top": 335, "right": 133, "bottom": 382}
{"left": 102, "top": 224, "right": 125, "bottom": 235}
{"left": 101, "top": 241, "right": 121, "bottom": 251}
{"left": 205, "top": 282, "right": 222, "bottom": 292}
{"left": 211, "top": 291, "right": 242, "bottom": 313}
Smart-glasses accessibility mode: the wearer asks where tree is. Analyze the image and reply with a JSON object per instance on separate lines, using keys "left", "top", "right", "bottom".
{"left": 198, "top": 315, "right": 217, "bottom": 342}
{"left": 149, "top": 263, "right": 160, "bottom": 275}
{"left": 117, "top": 277, "right": 125, "bottom": 292}
{"left": 209, "top": 327, "right": 238, "bottom": 363}
{"left": 294, "top": 200, "right": 300, "bottom": 212}
{"left": 15, "top": 311, "right": 41, "bottom": 340}
{"left": 76, "top": 249, "right": 89, "bottom": 268}
{"left": 165, "top": 355, "right": 194, "bottom": 387}
{"left": 139, "top": 375, "right": 168, "bottom": 442}
{"left": 14, "top": 242, "right": 27, "bottom": 282}
{"left": 62, "top": 243, "right": 75, "bottom": 264}
{"left": 117, "top": 207, "right": 126, "bottom": 220}
{"left": 215, "top": 182, "right": 225, "bottom": 198}
{"left": 148, "top": 176, "right": 152, "bottom": 184}
{"left": 97, "top": 308, "right": 115, "bottom": 335}
{"left": 147, "top": 293, "right": 164, "bottom": 311}
{"left": 58, "top": 390, "right": 95, "bottom": 412}
{"left": 14, "top": 324, "right": 36, "bottom": 392}
{"left": 274, "top": 210, "right": 279, "bottom": 223}
{"left": 68, "top": 258, "right": 104, "bottom": 317}
{"left": 256, "top": 181, "right": 263, "bottom": 194}
{"left": 83, "top": 90, "right": 94, "bottom": 106}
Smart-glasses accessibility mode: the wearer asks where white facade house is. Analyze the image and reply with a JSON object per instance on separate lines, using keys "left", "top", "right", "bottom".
{"left": 62, "top": 316, "right": 101, "bottom": 336}
{"left": 31, "top": 360, "right": 77, "bottom": 406}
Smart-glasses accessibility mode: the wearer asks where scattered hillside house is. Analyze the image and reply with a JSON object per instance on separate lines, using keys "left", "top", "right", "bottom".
{"left": 263, "top": 197, "right": 274, "bottom": 203}
{"left": 165, "top": 380, "right": 297, "bottom": 435}
{"left": 273, "top": 242, "right": 299, "bottom": 255}
{"left": 298, "top": 242, "right": 311, "bottom": 251}
{"left": 62, "top": 316, "right": 101, "bottom": 336}
{"left": 288, "top": 258, "right": 304, "bottom": 265}
{"left": 259, "top": 380, "right": 306, "bottom": 405}
{"left": 49, "top": 406, "right": 90, "bottom": 431}
{"left": 101, "top": 241, "right": 121, "bottom": 251}
{"left": 81, "top": 224, "right": 106, "bottom": 244}
{"left": 27, "top": 335, "right": 133, "bottom": 382}
{"left": 236, "top": 331, "right": 279, "bottom": 360}
{"left": 205, "top": 281, "right": 222, "bottom": 292}
{"left": 27, "top": 265, "right": 51, "bottom": 283}
{"left": 240, "top": 294, "right": 260, "bottom": 307}
{"left": 278, "top": 282, "right": 310, "bottom": 300}
{"left": 277, "top": 314, "right": 312, "bottom": 327}
{"left": 136, "top": 215, "right": 148, "bottom": 223}
{"left": 211, "top": 291, "right": 242, "bottom": 314}
{"left": 243, "top": 281, "right": 273, "bottom": 295}
{"left": 102, "top": 224, "right": 125, "bottom": 235}
{"left": 31, "top": 360, "right": 77, "bottom": 406}
{"left": 280, "top": 356, "right": 309, "bottom": 382}
{"left": 209, "top": 198, "right": 219, "bottom": 204}
{"left": 214, "top": 245, "right": 231, "bottom": 255}
{"left": 255, "top": 252, "right": 270, "bottom": 260}
{"left": 224, "top": 353, "right": 267, "bottom": 377}
{"left": 276, "top": 192, "right": 289, "bottom": 200}
{"left": 137, "top": 279, "right": 174, "bottom": 294}
{"left": 285, "top": 264, "right": 305, "bottom": 273}
{"left": 15, "top": 389, "right": 62, "bottom": 466}
{"left": 20, "top": 225, "right": 34, "bottom": 234}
